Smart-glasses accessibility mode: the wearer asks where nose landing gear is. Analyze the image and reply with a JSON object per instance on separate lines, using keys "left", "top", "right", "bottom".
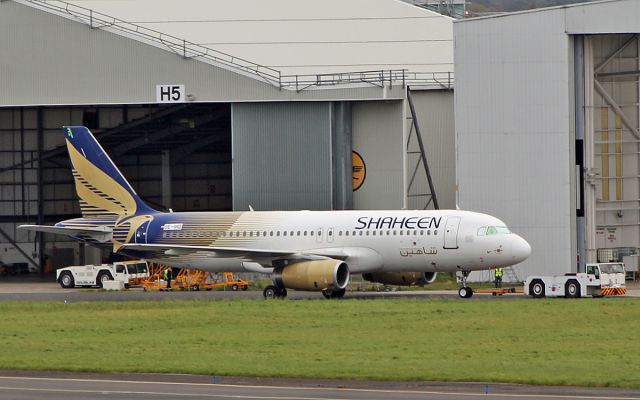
{"left": 457, "top": 271, "right": 473, "bottom": 298}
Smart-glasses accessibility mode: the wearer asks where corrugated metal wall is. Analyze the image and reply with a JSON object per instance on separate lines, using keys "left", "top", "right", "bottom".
{"left": 352, "top": 101, "right": 405, "bottom": 209}
{"left": 455, "top": 9, "right": 574, "bottom": 280}
{"left": 232, "top": 102, "right": 332, "bottom": 211}
{"left": 407, "top": 90, "right": 456, "bottom": 210}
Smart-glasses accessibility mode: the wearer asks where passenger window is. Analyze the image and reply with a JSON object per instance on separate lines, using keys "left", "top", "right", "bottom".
{"left": 277, "top": 231, "right": 281, "bottom": 237}
{"left": 434, "top": 230, "right": 438, "bottom": 235}
{"left": 290, "top": 231, "right": 294, "bottom": 236}
{"left": 297, "top": 231, "right": 301, "bottom": 236}
{"left": 372, "top": 231, "right": 376, "bottom": 236}
{"left": 304, "top": 231, "right": 307, "bottom": 236}
{"left": 310, "top": 231, "right": 314, "bottom": 236}
{"left": 283, "top": 231, "right": 287, "bottom": 236}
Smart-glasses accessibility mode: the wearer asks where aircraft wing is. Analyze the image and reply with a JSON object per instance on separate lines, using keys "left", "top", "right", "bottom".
{"left": 18, "top": 224, "right": 113, "bottom": 242}
{"left": 120, "top": 244, "right": 382, "bottom": 273}
{"left": 120, "top": 243, "right": 297, "bottom": 258}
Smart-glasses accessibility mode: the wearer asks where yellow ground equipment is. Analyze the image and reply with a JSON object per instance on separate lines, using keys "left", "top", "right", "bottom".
{"left": 143, "top": 266, "right": 249, "bottom": 292}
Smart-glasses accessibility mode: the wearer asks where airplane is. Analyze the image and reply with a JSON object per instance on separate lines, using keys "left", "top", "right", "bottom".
{"left": 20, "top": 126, "right": 531, "bottom": 299}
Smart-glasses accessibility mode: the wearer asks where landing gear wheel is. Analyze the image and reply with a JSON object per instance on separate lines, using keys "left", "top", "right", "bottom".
{"left": 59, "top": 271, "right": 74, "bottom": 289}
{"left": 530, "top": 280, "right": 545, "bottom": 298}
{"left": 263, "top": 285, "right": 277, "bottom": 299}
{"left": 456, "top": 271, "right": 473, "bottom": 299}
{"left": 565, "top": 280, "right": 580, "bottom": 298}
{"left": 322, "top": 288, "right": 346, "bottom": 299}
{"left": 263, "top": 285, "right": 287, "bottom": 299}
{"left": 96, "top": 271, "right": 113, "bottom": 288}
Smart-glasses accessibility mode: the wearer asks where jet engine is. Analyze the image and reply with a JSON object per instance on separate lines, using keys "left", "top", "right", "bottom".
{"left": 362, "top": 271, "right": 437, "bottom": 286}
{"left": 273, "top": 260, "right": 349, "bottom": 291}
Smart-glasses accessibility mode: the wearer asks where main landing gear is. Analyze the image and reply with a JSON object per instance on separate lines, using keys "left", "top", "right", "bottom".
{"left": 322, "top": 288, "right": 346, "bottom": 299}
{"left": 263, "top": 285, "right": 287, "bottom": 299}
{"left": 457, "top": 271, "right": 473, "bottom": 298}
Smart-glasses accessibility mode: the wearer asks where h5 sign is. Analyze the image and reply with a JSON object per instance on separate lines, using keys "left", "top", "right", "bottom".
{"left": 156, "top": 85, "right": 185, "bottom": 103}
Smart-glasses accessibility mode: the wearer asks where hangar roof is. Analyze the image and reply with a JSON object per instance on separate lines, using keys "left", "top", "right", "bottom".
{"left": 33, "top": 0, "right": 453, "bottom": 78}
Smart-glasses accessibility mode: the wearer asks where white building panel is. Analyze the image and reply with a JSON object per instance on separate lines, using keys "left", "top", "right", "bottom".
{"left": 455, "top": 8, "right": 574, "bottom": 279}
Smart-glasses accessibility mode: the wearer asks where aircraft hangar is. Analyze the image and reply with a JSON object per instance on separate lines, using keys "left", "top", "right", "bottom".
{"left": 454, "top": 0, "right": 640, "bottom": 280}
{"left": 0, "top": 0, "right": 456, "bottom": 269}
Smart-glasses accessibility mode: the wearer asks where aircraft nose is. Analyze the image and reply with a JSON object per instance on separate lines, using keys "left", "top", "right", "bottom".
{"left": 511, "top": 234, "right": 531, "bottom": 263}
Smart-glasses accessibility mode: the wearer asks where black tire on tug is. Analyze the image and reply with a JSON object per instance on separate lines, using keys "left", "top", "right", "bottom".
{"left": 565, "top": 280, "right": 580, "bottom": 298}
{"left": 96, "top": 271, "right": 113, "bottom": 288}
{"left": 530, "top": 280, "right": 545, "bottom": 298}
{"left": 192, "top": 285, "right": 200, "bottom": 291}
{"left": 231, "top": 284, "right": 239, "bottom": 291}
{"left": 277, "top": 287, "right": 288, "bottom": 298}
{"left": 59, "top": 271, "right": 74, "bottom": 289}
{"left": 241, "top": 285, "right": 248, "bottom": 291}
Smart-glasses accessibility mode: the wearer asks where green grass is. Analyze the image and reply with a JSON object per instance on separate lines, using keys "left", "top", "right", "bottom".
{"left": 1, "top": 298, "right": 639, "bottom": 388}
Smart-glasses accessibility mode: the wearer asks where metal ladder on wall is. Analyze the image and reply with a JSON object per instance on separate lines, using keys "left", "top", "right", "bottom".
{"left": 406, "top": 87, "right": 439, "bottom": 210}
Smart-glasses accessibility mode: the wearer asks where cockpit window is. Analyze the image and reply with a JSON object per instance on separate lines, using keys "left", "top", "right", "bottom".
{"left": 479, "top": 226, "right": 511, "bottom": 236}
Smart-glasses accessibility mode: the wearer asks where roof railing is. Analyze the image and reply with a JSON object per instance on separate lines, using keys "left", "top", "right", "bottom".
{"left": 17, "top": 0, "right": 283, "bottom": 86}
{"left": 281, "top": 70, "right": 453, "bottom": 92}
{"left": 15, "top": 0, "right": 454, "bottom": 92}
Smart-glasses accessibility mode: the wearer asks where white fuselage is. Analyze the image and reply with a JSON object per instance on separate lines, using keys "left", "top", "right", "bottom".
{"left": 140, "top": 210, "right": 531, "bottom": 274}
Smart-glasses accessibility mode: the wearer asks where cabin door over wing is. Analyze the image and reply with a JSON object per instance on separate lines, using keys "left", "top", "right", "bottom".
{"left": 443, "top": 217, "right": 460, "bottom": 249}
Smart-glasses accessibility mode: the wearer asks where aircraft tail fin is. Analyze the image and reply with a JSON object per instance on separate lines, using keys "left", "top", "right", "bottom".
{"left": 63, "top": 126, "right": 156, "bottom": 218}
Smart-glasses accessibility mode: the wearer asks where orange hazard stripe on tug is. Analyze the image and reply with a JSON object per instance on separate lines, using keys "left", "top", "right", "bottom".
{"left": 601, "top": 287, "right": 626, "bottom": 296}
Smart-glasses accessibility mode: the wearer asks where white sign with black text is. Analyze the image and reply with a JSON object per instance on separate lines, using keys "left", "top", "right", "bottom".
{"left": 156, "top": 85, "right": 185, "bottom": 103}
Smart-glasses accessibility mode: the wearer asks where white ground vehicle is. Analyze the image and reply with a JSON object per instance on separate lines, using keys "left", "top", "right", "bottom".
{"left": 56, "top": 260, "right": 149, "bottom": 289}
{"left": 524, "top": 262, "right": 626, "bottom": 298}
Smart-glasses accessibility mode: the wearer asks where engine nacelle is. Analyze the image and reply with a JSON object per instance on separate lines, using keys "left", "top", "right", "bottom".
{"left": 273, "top": 260, "right": 349, "bottom": 291}
{"left": 362, "top": 271, "right": 437, "bottom": 286}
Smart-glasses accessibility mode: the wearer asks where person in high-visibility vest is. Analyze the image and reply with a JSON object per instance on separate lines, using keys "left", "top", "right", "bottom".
{"left": 494, "top": 267, "right": 503, "bottom": 288}
{"left": 163, "top": 267, "right": 172, "bottom": 289}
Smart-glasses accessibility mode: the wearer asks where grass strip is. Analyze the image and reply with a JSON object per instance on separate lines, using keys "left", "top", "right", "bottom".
{"left": 0, "top": 297, "right": 639, "bottom": 388}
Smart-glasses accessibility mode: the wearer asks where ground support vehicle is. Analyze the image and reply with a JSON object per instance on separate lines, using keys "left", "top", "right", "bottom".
{"left": 56, "top": 260, "right": 149, "bottom": 289}
{"left": 524, "top": 262, "right": 626, "bottom": 298}
{"left": 143, "top": 268, "right": 249, "bottom": 292}
{"left": 474, "top": 287, "right": 524, "bottom": 296}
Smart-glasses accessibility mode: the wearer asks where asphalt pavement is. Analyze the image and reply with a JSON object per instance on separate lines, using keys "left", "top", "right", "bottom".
{"left": 0, "top": 372, "right": 639, "bottom": 400}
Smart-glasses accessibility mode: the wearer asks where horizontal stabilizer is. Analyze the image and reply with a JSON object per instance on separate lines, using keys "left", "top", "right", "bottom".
{"left": 18, "top": 224, "right": 113, "bottom": 242}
